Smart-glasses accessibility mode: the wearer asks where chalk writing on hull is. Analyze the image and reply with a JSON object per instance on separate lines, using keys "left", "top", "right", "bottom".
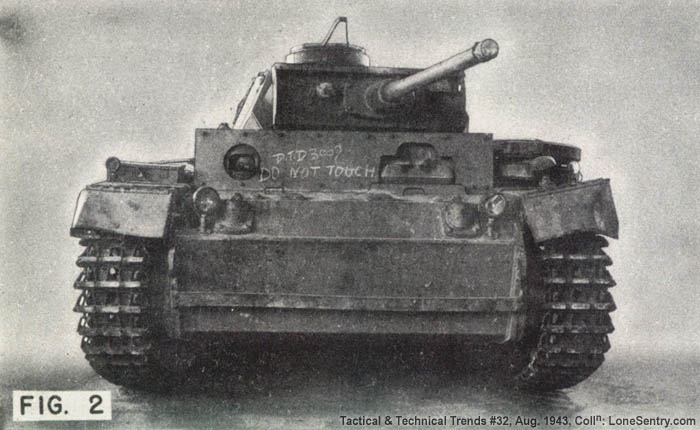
{"left": 259, "top": 164, "right": 376, "bottom": 182}
{"left": 271, "top": 145, "right": 343, "bottom": 164}
{"left": 260, "top": 144, "right": 376, "bottom": 182}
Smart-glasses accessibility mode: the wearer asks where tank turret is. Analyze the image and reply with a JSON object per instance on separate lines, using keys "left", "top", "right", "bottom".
{"left": 233, "top": 18, "right": 499, "bottom": 132}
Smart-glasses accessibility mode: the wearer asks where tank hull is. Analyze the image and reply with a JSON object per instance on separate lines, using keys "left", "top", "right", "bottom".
{"left": 70, "top": 131, "right": 618, "bottom": 391}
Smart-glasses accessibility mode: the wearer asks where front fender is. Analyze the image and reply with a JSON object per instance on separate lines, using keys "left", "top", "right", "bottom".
{"left": 521, "top": 179, "right": 619, "bottom": 243}
{"left": 70, "top": 183, "right": 188, "bottom": 239}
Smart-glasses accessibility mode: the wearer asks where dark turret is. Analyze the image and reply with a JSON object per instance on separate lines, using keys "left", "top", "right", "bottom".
{"left": 233, "top": 17, "right": 499, "bottom": 132}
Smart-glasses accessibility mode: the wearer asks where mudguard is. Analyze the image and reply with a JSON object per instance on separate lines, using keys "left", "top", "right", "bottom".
{"left": 522, "top": 178, "right": 619, "bottom": 242}
{"left": 70, "top": 183, "right": 186, "bottom": 238}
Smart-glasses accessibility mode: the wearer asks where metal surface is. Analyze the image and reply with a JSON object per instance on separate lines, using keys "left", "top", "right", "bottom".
{"left": 175, "top": 292, "right": 521, "bottom": 313}
{"left": 106, "top": 160, "right": 188, "bottom": 184}
{"left": 285, "top": 17, "right": 369, "bottom": 66}
{"left": 166, "top": 233, "right": 524, "bottom": 339}
{"left": 494, "top": 139, "right": 581, "bottom": 163}
{"left": 379, "top": 39, "right": 498, "bottom": 104}
{"left": 285, "top": 44, "right": 370, "bottom": 67}
{"left": 174, "top": 235, "right": 518, "bottom": 298}
{"left": 71, "top": 183, "right": 179, "bottom": 238}
{"left": 218, "top": 199, "right": 474, "bottom": 238}
{"left": 521, "top": 179, "right": 619, "bottom": 242}
{"left": 232, "top": 71, "right": 273, "bottom": 130}
{"left": 379, "top": 142, "right": 456, "bottom": 184}
{"left": 273, "top": 63, "right": 467, "bottom": 131}
{"left": 320, "top": 17, "right": 349, "bottom": 46}
{"left": 179, "top": 308, "right": 515, "bottom": 339}
{"left": 194, "top": 129, "right": 493, "bottom": 191}
{"left": 281, "top": 20, "right": 495, "bottom": 126}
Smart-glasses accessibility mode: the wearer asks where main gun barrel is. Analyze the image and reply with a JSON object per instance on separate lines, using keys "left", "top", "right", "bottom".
{"left": 378, "top": 39, "right": 499, "bottom": 104}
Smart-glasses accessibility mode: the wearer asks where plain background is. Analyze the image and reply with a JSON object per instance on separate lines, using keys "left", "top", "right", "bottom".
{"left": 1, "top": 0, "right": 699, "bottom": 373}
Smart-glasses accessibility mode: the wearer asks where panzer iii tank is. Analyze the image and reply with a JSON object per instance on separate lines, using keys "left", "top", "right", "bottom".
{"left": 70, "top": 17, "right": 618, "bottom": 391}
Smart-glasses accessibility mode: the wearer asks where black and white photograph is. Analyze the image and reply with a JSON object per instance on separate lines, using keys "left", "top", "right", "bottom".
{"left": 1, "top": 1, "right": 698, "bottom": 429}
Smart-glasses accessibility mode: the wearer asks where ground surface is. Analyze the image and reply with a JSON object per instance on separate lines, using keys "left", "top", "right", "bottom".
{"left": 1, "top": 342, "right": 698, "bottom": 429}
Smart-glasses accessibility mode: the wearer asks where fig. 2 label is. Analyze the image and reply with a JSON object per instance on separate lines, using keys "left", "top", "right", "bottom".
{"left": 13, "top": 391, "right": 111, "bottom": 421}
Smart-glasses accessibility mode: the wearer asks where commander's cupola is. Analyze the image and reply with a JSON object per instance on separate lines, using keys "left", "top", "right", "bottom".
{"left": 284, "top": 17, "right": 370, "bottom": 66}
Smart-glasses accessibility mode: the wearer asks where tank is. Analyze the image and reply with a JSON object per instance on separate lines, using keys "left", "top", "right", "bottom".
{"left": 70, "top": 17, "right": 618, "bottom": 391}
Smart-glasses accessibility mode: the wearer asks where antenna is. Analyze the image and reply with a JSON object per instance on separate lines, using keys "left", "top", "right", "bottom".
{"left": 321, "top": 17, "right": 349, "bottom": 46}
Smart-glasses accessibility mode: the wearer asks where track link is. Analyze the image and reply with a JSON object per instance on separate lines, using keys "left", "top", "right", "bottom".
{"left": 517, "top": 233, "right": 616, "bottom": 390}
{"left": 74, "top": 236, "right": 166, "bottom": 388}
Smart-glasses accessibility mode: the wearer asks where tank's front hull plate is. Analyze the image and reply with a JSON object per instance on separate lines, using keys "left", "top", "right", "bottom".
{"left": 167, "top": 234, "right": 524, "bottom": 341}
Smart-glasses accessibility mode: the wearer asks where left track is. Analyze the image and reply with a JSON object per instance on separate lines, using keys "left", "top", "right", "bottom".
{"left": 74, "top": 235, "right": 170, "bottom": 389}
